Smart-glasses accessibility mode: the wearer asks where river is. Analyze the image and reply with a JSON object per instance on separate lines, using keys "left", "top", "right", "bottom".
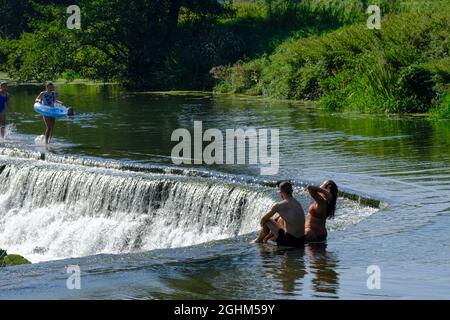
{"left": 0, "top": 84, "right": 449, "bottom": 299}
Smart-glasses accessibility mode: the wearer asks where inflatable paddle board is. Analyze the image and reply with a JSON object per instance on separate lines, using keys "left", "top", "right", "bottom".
{"left": 34, "top": 102, "right": 68, "bottom": 119}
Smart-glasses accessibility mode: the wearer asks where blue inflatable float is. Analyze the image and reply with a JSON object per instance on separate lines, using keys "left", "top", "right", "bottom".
{"left": 34, "top": 103, "right": 68, "bottom": 119}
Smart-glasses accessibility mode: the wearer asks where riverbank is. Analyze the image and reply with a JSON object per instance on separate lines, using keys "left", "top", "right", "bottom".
{"left": 0, "top": 74, "right": 114, "bottom": 86}
{"left": 1, "top": 1, "right": 447, "bottom": 118}
{"left": 213, "top": 4, "right": 450, "bottom": 118}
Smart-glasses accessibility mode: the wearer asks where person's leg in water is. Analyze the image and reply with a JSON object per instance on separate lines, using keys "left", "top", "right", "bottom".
{"left": 49, "top": 117, "right": 55, "bottom": 143}
{"left": 44, "top": 116, "right": 55, "bottom": 144}
{"left": 263, "top": 217, "right": 285, "bottom": 243}
{"left": 252, "top": 225, "right": 270, "bottom": 243}
{"left": 252, "top": 219, "right": 282, "bottom": 243}
{"left": 0, "top": 112, "right": 5, "bottom": 139}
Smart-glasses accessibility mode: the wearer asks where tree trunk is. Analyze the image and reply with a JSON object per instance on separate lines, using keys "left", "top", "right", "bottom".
{"left": 167, "top": 0, "right": 182, "bottom": 40}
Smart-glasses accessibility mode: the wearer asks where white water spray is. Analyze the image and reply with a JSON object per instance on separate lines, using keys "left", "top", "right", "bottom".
{"left": 0, "top": 161, "right": 274, "bottom": 262}
{"left": 0, "top": 157, "right": 378, "bottom": 262}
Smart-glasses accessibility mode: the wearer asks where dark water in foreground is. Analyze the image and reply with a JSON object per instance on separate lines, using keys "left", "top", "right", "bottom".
{"left": 0, "top": 84, "right": 449, "bottom": 299}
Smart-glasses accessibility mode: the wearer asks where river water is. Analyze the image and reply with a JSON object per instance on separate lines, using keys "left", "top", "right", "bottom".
{"left": 0, "top": 84, "right": 449, "bottom": 299}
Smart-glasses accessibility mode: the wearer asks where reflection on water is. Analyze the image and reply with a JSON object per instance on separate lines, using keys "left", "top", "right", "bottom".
{"left": 307, "top": 244, "right": 339, "bottom": 298}
{"left": 8, "top": 84, "right": 450, "bottom": 168}
{"left": 259, "top": 246, "right": 307, "bottom": 296}
{"left": 258, "top": 243, "right": 339, "bottom": 298}
{"left": 132, "top": 242, "right": 340, "bottom": 299}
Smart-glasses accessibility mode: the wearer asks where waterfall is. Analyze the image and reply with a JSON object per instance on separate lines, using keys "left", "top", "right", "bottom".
{"left": 0, "top": 160, "right": 274, "bottom": 262}
{"left": 0, "top": 151, "right": 380, "bottom": 263}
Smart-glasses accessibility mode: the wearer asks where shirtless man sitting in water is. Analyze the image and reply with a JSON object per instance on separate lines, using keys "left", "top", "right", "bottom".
{"left": 252, "top": 181, "right": 306, "bottom": 247}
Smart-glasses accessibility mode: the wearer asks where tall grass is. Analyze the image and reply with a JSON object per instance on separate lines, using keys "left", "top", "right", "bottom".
{"left": 214, "top": 1, "right": 450, "bottom": 115}
{"left": 430, "top": 93, "right": 450, "bottom": 119}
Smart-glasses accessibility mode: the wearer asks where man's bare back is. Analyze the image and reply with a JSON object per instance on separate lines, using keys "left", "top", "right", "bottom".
{"left": 253, "top": 181, "right": 306, "bottom": 246}
{"left": 276, "top": 198, "right": 305, "bottom": 238}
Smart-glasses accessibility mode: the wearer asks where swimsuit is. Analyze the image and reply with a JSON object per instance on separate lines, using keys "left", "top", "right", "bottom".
{"left": 276, "top": 229, "right": 305, "bottom": 247}
{"left": 0, "top": 94, "right": 8, "bottom": 113}
{"left": 41, "top": 91, "right": 56, "bottom": 106}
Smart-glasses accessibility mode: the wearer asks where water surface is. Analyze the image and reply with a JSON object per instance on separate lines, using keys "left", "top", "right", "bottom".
{"left": 0, "top": 84, "right": 449, "bottom": 299}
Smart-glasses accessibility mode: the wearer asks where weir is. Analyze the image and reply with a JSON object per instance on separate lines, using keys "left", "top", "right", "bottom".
{"left": 0, "top": 157, "right": 274, "bottom": 262}
{"left": 0, "top": 153, "right": 379, "bottom": 262}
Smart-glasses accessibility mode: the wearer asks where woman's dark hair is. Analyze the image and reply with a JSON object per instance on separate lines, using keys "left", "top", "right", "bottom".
{"left": 324, "top": 180, "right": 338, "bottom": 219}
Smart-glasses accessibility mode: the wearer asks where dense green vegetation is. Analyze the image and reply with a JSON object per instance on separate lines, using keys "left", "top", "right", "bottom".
{"left": 213, "top": 1, "right": 450, "bottom": 117}
{"left": 0, "top": 0, "right": 231, "bottom": 88}
{"left": 0, "top": 0, "right": 448, "bottom": 117}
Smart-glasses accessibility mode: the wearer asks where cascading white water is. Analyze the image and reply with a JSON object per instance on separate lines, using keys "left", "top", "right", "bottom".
{"left": 0, "top": 160, "right": 274, "bottom": 262}
{"left": 0, "top": 154, "right": 380, "bottom": 263}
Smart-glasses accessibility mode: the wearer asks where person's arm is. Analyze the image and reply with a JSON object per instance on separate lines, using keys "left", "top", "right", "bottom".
{"left": 260, "top": 203, "right": 279, "bottom": 227}
{"left": 307, "top": 185, "right": 332, "bottom": 203}
{"left": 35, "top": 92, "right": 43, "bottom": 103}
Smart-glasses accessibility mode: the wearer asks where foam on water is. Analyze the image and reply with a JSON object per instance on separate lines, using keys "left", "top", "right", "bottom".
{"left": 34, "top": 135, "right": 46, "bottom": 146}
{"left": 1, "top": 124, "right": 16, "bottom": 142}
{"left": 6, "top": 123, "right": 16, "bottom": 138}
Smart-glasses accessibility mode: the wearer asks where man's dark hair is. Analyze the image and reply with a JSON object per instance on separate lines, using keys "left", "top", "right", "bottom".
{"left": 277, "top": 181, "right": 293, "bottom": 195}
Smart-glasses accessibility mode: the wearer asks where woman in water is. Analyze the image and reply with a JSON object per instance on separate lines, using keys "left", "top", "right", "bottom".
{"left": 305, "top": 180, "right": 338, "bottom": 242}
{"left": 35, "top": 82, "right": 64, "bottom": 144}
{"left": 0, "top": 81, "right": 15, "bottom": 139}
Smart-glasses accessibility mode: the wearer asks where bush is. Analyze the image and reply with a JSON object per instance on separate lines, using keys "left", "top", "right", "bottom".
{"left": 214, "top": 3, "right": 450, "bottom": 115}
{"left": 430, "top": 93, "right": 450, "bottom": 119}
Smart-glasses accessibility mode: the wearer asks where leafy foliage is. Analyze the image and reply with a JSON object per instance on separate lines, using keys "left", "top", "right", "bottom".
{"left": 215, "top": 2, "right": 450, "bottom": 114}
{"left": 0, "top": 0, "right": 448, "bottom": 116}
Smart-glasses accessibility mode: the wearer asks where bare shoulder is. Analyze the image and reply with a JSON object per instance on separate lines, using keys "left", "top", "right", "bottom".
{"left": 275, "top": 200, "right": 289, "bottom": 211}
